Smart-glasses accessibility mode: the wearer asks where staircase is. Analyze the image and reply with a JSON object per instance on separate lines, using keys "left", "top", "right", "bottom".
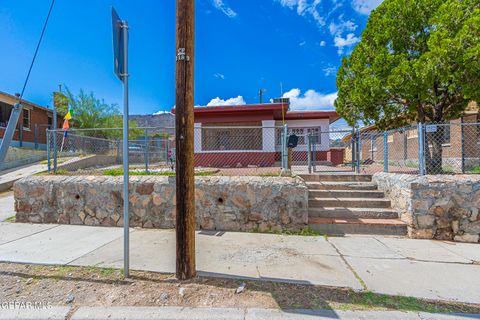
{"left": 300, "top": 174, "right": 407, "bottom": 236}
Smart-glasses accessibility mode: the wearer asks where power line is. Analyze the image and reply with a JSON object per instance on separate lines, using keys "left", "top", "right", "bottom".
{"left": 19, "top": 0, "right": 56, "bottom": 102}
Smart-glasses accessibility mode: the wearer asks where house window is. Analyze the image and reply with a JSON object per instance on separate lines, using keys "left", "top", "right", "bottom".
{"left": 387, "top": 135, "right": 394, "bottom": 143}
{"left": 307, "top": 127, "right": 321, "bottom": 144}
{"left": 202, "top": 127, "right": 262, "bottom": 151}
{"left": 407, "top": 129, "right": 418, "bottom": 140}
{"left": 23, "top": 109, "right": 31, "bottom": 129}
{"left": 48, "top": 116, "right": 52, "bottom": 128}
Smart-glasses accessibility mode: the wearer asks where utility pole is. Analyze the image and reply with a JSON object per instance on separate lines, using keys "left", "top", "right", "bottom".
{"left": 175, "top": 0, "right": 196, "bottom": 280}
{"left": 259, "top": 88, "right": 266, "bottom": 104}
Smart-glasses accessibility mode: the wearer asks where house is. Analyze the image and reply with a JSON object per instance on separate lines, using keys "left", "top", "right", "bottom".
{"left": 342, "top": 105, "right": 480, "bottom": 172}
{"left": 173, "top": 100, "right": 343, "bottom": 168}
{"left": 0, "top": 91, "right": 62, "bottom": 150}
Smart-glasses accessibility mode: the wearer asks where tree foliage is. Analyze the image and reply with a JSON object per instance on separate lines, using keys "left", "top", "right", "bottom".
{"left": 60, "top": 87, "right": 141, "bottom": 140}
{"left": 335, "top": 0, "right": 480, "bottom": 173}
{"left": 335, "top": 0, "right": 480, "bottom": 128}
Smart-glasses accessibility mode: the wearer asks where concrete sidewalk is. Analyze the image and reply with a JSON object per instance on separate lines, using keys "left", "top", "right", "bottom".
{"left": 1, "top": 307, "right": 479, "bottom": 320}
{"left": 0, "top": 222, "right": 479, "bottom": 304}
{"left": 0, "top": 192, "right": 14, "bottom": 221}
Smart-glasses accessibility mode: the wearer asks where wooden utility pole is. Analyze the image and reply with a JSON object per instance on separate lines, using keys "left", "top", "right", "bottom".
{"left": 175, "top": 0, "right": 196, "bottom": 280}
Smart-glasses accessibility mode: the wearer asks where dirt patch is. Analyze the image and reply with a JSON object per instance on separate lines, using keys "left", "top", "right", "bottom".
{"left": 1, "top": 263, "right": 479, "bottom": 313}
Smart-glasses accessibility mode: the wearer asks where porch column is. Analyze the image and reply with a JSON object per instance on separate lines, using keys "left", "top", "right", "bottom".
{"left": 194, "top": 123, "right": 202, "bottom": 152}
{"left": 262, "top": 120, "right": 276, "bottom": 152}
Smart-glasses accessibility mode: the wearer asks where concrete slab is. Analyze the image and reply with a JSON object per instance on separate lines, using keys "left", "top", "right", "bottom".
{"left": 0, "top": 222, "right": 57, "bottom": 245}
{"left": 72, "top": 306, "right": 244, "bottom": 320}
{"left": 0, "top": 193, "right": 15, "bottom": 221}
{"left": 418, "top": 313, "right": 480, "bottom": 319}
{"left": 0, "top": 225, "right": 123, "bottom": 264}
{"left": 246, "top": 309, "right": 421, "bottom": 319}
{"left": 70, "top": 229, "right": 176, "bottom": 273}
{"left": 0, "top": 306, "right": 70, "bottom": 320}
{"left": 346, "top": 256, "right": 480, "bottom": 304}
{"left": 328, "top": 236, "right": 404, "bottom": 259}
{"left": 375, "top": 237, "right": 472, "bottom": 263}
{"left": 437, "top": 241, "right": 480, "bottom": 263}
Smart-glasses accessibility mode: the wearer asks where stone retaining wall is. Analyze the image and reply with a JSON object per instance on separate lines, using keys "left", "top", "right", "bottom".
{"left": 13, "top": 176, "right": 308, "bottom": 232}
{"left": 373, "top": 172, "right": 480, "bottom": 243}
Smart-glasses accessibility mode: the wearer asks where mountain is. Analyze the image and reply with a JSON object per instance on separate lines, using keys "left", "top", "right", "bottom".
{"left": 129, "top": 113, "right": 175, "bottom": 128}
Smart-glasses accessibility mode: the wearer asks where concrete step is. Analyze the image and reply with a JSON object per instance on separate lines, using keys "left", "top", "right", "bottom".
{"left": 309, "top": 207, "right": 399, "bottom": 219}
{"left": 309, "top": 217, "right": 407, "bottom": 236}
{"left": 306, "top": 181, "right": 378, "bottom": 191}
{"left": 309, "top": 189, "right": 385, "bottom": 199}
{"left": 309, "top": 197, "right": 391, "bottom": 208}
{"left": 299, "top": 174, "right": 372, "bottom": 182}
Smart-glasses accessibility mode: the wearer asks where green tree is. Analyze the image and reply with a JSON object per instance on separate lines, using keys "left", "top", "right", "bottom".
{"left": 60, "top": 87, "right": 141, "bottom": 140}
{"left": 335, "top": 0, "right": 480, "bottom": 173}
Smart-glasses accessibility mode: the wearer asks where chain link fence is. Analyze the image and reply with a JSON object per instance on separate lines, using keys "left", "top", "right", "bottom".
{"left": 44, "top": 122, "right": 480, "bottom": 176}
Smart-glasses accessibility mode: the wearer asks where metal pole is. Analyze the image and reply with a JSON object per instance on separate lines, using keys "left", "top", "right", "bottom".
{"left": 144, "top": 128, "right": 149, "bottom": 172}
{"left": 461, "top": 119, "right": 465, "bottom": 174}
{"left": 356, "top": 129, "right": 361, "bottom": 174}
{"left": 283, "top": 124, "right": 288, "bottom": 170}
{"left": 47, "top": 130, "right": 51, "bottom": 173}
{"left": 351, "top": 128, "right": 355, "bottom": 172}
{"left": 121, "top": 20, "right": 130, "bottom": 278}
{"left": 307, "top": 134, "right": 312, "bottom": 174}
{"left": 19, "top": 124, "right": 23, "bottom": 148}
{"left": 53, "top": 105, "right": 57, "bottom": 173}
{"left": 383, "top": 131, "right": 388, "bottom": 173}
{"left": 0, "top": 103, "right": 23, "bottom": 164}
{"left": 418, "top": 123, "right": 425, "bottom": 175}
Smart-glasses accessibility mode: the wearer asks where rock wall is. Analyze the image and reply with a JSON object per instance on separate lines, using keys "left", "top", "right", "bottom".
{"left": 14, "top": 176, "right": 308, "bottom": 232}
{"left": 373, "top": 172, "right": 480, "bottom": 243}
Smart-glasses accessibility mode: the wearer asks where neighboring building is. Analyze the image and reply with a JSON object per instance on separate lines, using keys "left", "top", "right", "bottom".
{"left": 343, "top": 106, "right": 480, "bottom": 172}
{"left": 0, "top": 91, "right": 62, "bottom": 149}
{"left": 173, "top": 101, "right": 342, "bottom": 167}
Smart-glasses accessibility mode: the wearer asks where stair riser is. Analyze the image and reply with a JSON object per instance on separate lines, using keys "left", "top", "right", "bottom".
{"left": 309, "top": 199, "right": 391, "bottom": 208}
{"left": 300, "top": 174, "right": 372, "bottom": 182}
{"left": 309, "top": 190, "right": 385, "bottom": 199}
{"left": 307, "top": 184, "right": 378, "bottom": 191}
{"left": 309, "top": 209, "right": 398, "bottom": 219}
{"left": 309, "top": 223, "right": 407, "bottom": 236}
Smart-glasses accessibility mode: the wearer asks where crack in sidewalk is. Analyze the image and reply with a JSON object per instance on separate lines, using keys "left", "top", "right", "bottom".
{"left": 325, "top": 237, "right": 368, "bottom": 291}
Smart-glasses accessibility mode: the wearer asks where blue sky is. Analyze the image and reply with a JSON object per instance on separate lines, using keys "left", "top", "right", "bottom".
{"left": 0, "top": 0, "right": 381, "bottom": 115}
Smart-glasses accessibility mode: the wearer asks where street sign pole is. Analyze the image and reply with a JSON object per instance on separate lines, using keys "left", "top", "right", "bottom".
{"left": 112, "top": 7, "right": 130, "bottom": 278}
{"left": 121, "top": 20, "right": 130, "bottom": 278}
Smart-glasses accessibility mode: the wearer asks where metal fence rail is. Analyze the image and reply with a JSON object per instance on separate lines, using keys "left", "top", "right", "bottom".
{"left": 44, "top": 122, "right": 480, "bottom": 176}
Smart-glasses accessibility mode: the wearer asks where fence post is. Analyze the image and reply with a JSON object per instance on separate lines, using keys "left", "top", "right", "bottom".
{"left": 355, "top": 128, "right": 361, "bottom": 174}
{"left": 307, "top": 134, "right": 312, "bottom": 174}
{"left": 351, "top": 129, "right": 355, "bottom": 172}
{"left": 418, "top": 123, "right": 425, "bottom": 175}
{"left": 461, "top": 118, "right": 465, "bottom": 174}
{"left": 383, "top": 131, "right": 388, "bottom": 172}
{"left": 144, "top": 128, "right": 149, "bottom": 172}
{"left": 47, "top": 130, "right": 51, "bottom": 173}
{"left": 282, "top": 124, "right": 288, "bottom": 171}
{"left": 53, "top": 107, "right": 57, "bottom": 173}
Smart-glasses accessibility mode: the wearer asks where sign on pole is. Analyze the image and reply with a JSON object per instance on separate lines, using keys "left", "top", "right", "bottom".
{"left": 112, "top": 6, "right": 130, "bottom": 278}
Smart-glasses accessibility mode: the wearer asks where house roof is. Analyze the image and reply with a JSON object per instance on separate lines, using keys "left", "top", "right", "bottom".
{"left": 172, "top": 103, "right": 340, "bottom": 124}
{"left": 0, "top": 91, "right": 53, "bottom": 113}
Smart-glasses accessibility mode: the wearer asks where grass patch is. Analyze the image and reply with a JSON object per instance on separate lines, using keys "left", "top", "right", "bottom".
{"left": 468, "top": 165, "right": 480, "bottom": 174}
{"left": 256, "top": 173, "right": 282, "bottom": 177}
{"left": 103, "top": 168, "right": 216, "bottom": 176}
{"left": 4, "top": 215, "right": 15, "bottom": 222}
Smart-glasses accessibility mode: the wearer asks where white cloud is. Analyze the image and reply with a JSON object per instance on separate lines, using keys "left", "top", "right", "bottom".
{"left": 323, "top": 66, "right": 337, "bottom": 76}
{"left": 282, "top": 88, "right": 337, "bottom": 110}
{"left": 334, "top": 33, "right": 360, "bottom": 54}
{"left": 213, "top": 73, "right": 225, "bottom": 80}
{"left": 319, "top": 40, "right": 326, "bottom": 46}
{"left": 154, "top": 110, "right": 172, "bottom": 115}
{"left": 299, "top": 41, "right": 307, "bottom": 46}
{"left": 352, "top": 0, "right": 383, "bottom": 15}
{"left": 212, "top": 0, "right": 237, "bottom": 18}
{"left": 329, "top": 17, "right": 357, "bottom": 36}
{"left": 197, "top": 96, "right": 246, "bottom": 107}
{"left": 276, "top": 0, "right": 325, "bottom": 27}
